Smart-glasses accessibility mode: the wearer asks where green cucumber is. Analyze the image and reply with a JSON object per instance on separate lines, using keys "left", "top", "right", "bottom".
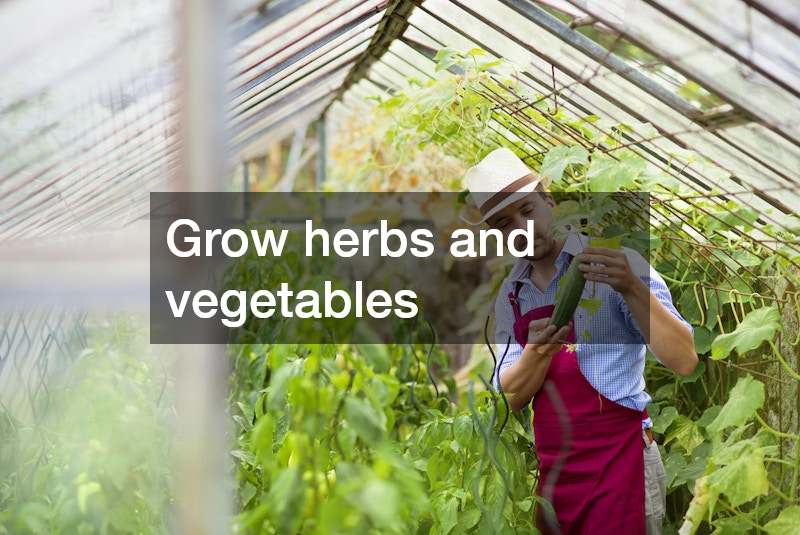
{"left": 549, "top": 257, "right": 586, "bottom": 329}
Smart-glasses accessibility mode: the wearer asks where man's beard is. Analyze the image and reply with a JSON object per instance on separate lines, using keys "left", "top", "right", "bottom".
{"left": 520, "top": 234, "right": 555, "bottom": 261}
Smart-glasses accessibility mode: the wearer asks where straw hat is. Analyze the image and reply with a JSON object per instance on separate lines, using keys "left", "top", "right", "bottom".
{"left": 462, "top": 147, "right": 551, "bottom": 225}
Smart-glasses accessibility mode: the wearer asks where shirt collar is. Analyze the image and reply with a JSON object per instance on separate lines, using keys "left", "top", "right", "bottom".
{"left": 508, "top": 233, "right": 587, "bottom": 283}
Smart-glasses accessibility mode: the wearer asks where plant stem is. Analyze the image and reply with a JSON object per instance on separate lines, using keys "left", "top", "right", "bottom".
{"left": 718, "top": 499, "right": 766, "bottom": 532}
{"left": 755, "top": 413, "right": 799, "bottom": 440}
{"left": 768, "top": 341, "right": 800, "bottom": 382}
{"left": 766, "top": 480, "right": 793, "bottom": 503}
{"left": 764, "top": 457, "right": 798, "bottom": 469}
{"left": 792, "top": 429, "right": 800, "bottom": 503}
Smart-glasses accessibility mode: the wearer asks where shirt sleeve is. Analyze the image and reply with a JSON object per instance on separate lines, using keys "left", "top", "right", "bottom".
{"left": 619, "top": 249, "right": 694, "bottom": 354}
{"left": 493, "top": 280, "right": 523, "bottom": 391}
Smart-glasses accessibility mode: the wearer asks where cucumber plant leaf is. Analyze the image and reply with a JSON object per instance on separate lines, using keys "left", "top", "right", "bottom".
{"left": 540, "top": 145, "right": 589, "bottom": 184}
{"left": 587, "top": 153, "right": 645, "bottom": 192}
{"left": 707, "top": 440, "right": 768, "bottom": 510}
{"left": 710, "top": 306, "right": 780, "bottom": 360}
{"left": 705, "top": 375, "right": 764, "bottom": 435}
{"left": 764, "top": 506, "right": 800, "bottom": 535}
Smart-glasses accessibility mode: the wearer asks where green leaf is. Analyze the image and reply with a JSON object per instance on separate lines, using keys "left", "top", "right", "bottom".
{"left": 706, "top": 376, "right": 764, "bottom": 434}
{"left": 516, "top": 498, "right": 533, "bottom": 512}
{"left": 540, "top": 145, "right": 589, "bottom": 183}
{"left": 578, "top": 299, "right": 603, "bottom": 314}
{"left": 77, "top": 481, "right": 102, "bottom": 514}
{"left": 711, "top": 438, "right": 761, "bottom": 466}
{"left": 433, "top": 494, "right": 459, "bottom": 535}
{"left": 711, "top": 306, "right": 780, "bottom": 360}
{"left": 357, "top": 479, "right": 401, "bottom": 527}
{"left": 764, "top": 506, "right": 800, "bottom": 535}
{"left": 356, "top": 343, "right": 391, "bottom": 373}
{"left": 695, "top": 405, "right": 721, "bottom": 430}
{"left": 587, "top": 235, "right": 623, "bottom": 249}
{"left": 711, "top": 516, "right": 752, "bottom": 534}
{"left": 462, "top": 87, "right": 483, "bottom": 108}
{"left": 344, "top": 397, "right": 386, "bottom": 444}
{"left": 267, "top": 466, "right": 304, "bottom": 530}
{"left": 707, "top": 443, "right": 768, "bottom": 508}
{"left": 587, "top": 153, "right": 645, "bottom": 192}
{"left": 693, "top": 327, "right": 715, "bottom": 354}
{"left": 663, "top": 449, "right": 688, "bottom": 489}
{"left": 240, "top": 481, "right": 257, "bottom": 507}
{"left": 434, "top": 47, "right": 461, "bottom": 72}
{"left": 476, "top": 59, "right": 502, "bottom": 72}
{"left": 237, "top": 401, "right": 254, "bottom": 429}
{"left": 652, "top": 406, "right": 678, "bottom": 434}
{"left": 453, "top": 414, "right": 473, "bottom": 449}
{"left": 456, "top": 507, "right": 481, "bottom": 530}
{"left": 678, "top": 359, "right": 705, "bottom": 384}
{"left": 676, "top": 456, "right": 708, "bottom": 485}
{"left": 679, "top": 288, "right": 703, "bottom": 326}
{"left": 665, "top": 415, "right": 704, "bottom": 451}
{"left": 706, "top": 206, "right": 759, "bottom": 233}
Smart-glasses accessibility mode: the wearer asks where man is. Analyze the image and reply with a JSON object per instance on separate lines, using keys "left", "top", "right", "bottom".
{"left": 463, "top": 148, "right": 698, "bottom": 535}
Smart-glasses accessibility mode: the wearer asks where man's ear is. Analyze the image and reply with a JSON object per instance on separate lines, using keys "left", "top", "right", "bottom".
{"left": 542, "top": 192, "right": 556, "bottom": 208}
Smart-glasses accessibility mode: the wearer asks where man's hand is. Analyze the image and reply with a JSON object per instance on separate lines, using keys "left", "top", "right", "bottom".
{"left": 577, "top": 247, "right": 647, "bottom": 296}
{"left": 526, "top": 317, "right": 572, "bottom": 356}
{"left": 500, "top": 317, "right": 572, "bottom": 411}
{"left": 577, "top": 247, "right": 698, "bottom": 376}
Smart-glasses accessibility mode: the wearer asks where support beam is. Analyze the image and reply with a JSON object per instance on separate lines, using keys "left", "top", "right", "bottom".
{"left": 328, "top": 0, "right": 420, "bottom": 109}
{"left": 317, "top": 115, "right": 327, "bottom": 189}
{"left": 174, "top": 1, "right": 231, "bottom": 535}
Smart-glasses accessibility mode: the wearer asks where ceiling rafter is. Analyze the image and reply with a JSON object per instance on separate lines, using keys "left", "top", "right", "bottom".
{"left": 326, "top": 0, "right": 420, "bottom": 111}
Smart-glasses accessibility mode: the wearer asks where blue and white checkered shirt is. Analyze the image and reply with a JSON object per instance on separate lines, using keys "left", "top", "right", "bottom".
{"left": 493, "top": 233, "right": 692, "bottom": 428}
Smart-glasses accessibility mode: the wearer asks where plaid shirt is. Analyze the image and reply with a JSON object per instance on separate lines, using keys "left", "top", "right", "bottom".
{"left": 493, "top": 233, "right": 692, "bottom": 428}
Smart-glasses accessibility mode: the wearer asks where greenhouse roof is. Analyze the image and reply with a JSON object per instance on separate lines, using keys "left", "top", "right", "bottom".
{"left": 1, "top": 0, "right": 798, "bottom": 245}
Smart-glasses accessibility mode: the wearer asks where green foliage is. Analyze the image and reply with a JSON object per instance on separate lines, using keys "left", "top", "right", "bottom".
{"left": 228, "top": 340, "right": 542, "bottom": 534}
{"left": 764, "top": 506, "right": 800, "bottom": 534}
{"left": 225, "top": 218, "right": 543, "bottom": 533}
{"left": 705, "top": 376, "right": 764, "bottom": 435}
{"left": 711, "top": 306, "right": 781, "bottom": 360}
{"left": 0, "top": 317, "right": 175, "bottom": 534}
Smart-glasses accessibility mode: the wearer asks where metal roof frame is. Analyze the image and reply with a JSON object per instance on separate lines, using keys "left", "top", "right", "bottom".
{"left": 1, "top": 0, "right": 798, "bottom": 243}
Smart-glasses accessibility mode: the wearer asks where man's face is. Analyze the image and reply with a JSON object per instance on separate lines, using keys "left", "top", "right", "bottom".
{"left": 486, "top": 192, "right": 557, "bottom": 261}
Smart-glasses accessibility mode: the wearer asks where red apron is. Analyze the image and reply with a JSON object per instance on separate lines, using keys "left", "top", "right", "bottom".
{"left": 509, "top": 282, "right": 646, "bottom": 535}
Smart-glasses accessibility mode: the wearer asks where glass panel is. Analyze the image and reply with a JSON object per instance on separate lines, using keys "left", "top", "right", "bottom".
{"left": 231, "top": 72, "right": 346, "bottom": 144}
{"left": 0, "top": 0, "right": 171, "bottom": 107}
{"left": 751, "top": 0, "right": 800, "bottom": 23}
{"left": 403, "top": 23, "right": 446, "bottom": 51}
{"left": 2, "top": 90, "right": 174, "bottom": 192}
{"left": 369, "top": 59, "right": 419, "bottom": 90}
{"left": 233, "top": 0, "right": 381, "bottom": 77}
{"left": 236, "top": 103, "right": 326, "bottom": 159}
{"left": 231, "top": 39, "right": 370, "bottom": 119}
{"left": 719, "top": 124, "right": 800, "bottom": 189}
{"left": 230, "top": 13, "right": 378, "bottom": 99}
{"left": 567, "top": 0, "right": 800, "bottom": 146}
{"left": 648, "top": 0, "right": 800, "bottom": 95}
{"left": 385, "top": 39, "right": 450, "bottom": 83}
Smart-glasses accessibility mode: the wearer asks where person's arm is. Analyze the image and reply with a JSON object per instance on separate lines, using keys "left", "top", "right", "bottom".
{"left": 577, "top": 247, "right": 698, "bottom": 376}
{"left": 493, "top": 285, "right": 572, "bottom": 411}
{"left": 499, "top": 319, "right": 572, "bottom": 411}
